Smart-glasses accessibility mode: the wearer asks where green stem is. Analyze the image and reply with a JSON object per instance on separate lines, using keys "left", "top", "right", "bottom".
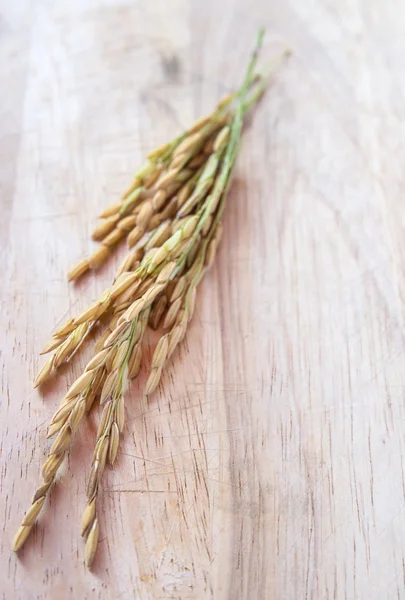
{"left": 244, "top": 48, "right": 291, "bottom": 112}
{"left": 176, "top": 29, "right": 266, "bottom": 274}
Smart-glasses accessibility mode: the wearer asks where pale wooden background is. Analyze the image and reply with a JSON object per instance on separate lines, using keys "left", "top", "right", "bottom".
{"left": 1, "top": 0, "right": 405, "bottom": 598}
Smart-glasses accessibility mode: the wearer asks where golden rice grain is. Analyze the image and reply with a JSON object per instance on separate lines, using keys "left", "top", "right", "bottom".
{"left": 49, "top": 423, "right": 72, "bottom": 455}
{"left": 112, "top": 340, "right": 130, "bottom": 370}
{"left": 91, "top": 216, "right": 119, "bottom": 241}
{"left": 144, "top": 366, "right": 163, "bottom": 396}
{"left": 152, "top": 190, "right": 167, "bottom": 211}
{"left": 21, "top": 496, "right": 46, "bottom": 527}
{"left": 128, "top": 345, "right": 142, "bottom": 379}
{"left": 13, "top": 525, "right": 32, "bottom": 552}
{"left": 149, "top": 295, "right": 167, "bottom": 330}
{"left": 116, "top": 396, "right": 125, "bottom": 432}
{"left": 88, "top": 245, "right": 110, "bottom": 269}
{"left": 68, "top": 259, "right": 89, "bottom": 282}
{"left": 102, "top": 228, "right": 125, "bottom": 247}
{"left": 81, "top": 498, "right": 96, "bottom": 537}
{"left": 41, "top": 453, "right": 65, "bottom": 482}
{"left": 127, "top": 226, "right": 144, "bottom": 248}
{"left": 163, "top": 297, "right": 182, "bottom": 329}
{"left": 108, "top": 423, "right": 120, "bottom": 465}
{"left": 151, "top": 335, "right": 169, "bottom": 369}
{"left": 103, "top": 321, "right": 130, "bottom": 348}
{"left": 97, "top": 401, "right": 113, "bottom": 440}
{"left": 85, "top": 518, "right": 99, "bottom": 569}
{"left": 65, "top": 370, "right": 95, "bottom": 400}
{"left": 85, "top": 348, "right": 109, "bottom": 372}
{"left": 50, "top": 396, "right": 77, "bottom": 426}
{"left": 34, "top": 356, "right": 54, "bottom": 388}
{"left": 40, "top": 336, "right": 66, "bottom": 355}
{"left": 69, "top": 398, "right": 87, "bottom": 433}
{"left": 100, "top": 369, "right": 119, "bottom": 404}
{"left": 99, "top": 199, "right": 122, "bottom": 218}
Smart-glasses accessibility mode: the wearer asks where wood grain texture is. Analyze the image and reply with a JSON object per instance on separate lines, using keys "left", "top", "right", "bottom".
{"left": 1, "top": 0, "right": 405, "bottom": 598}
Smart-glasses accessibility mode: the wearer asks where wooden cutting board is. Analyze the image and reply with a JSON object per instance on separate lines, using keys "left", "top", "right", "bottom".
{"left": 1, "top": 0, "right": 405, "bottom": 598}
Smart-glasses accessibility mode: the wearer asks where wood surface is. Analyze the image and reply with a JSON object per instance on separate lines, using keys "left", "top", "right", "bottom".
{"left": 1, "top": 0, "right": 405, "bottom": 598}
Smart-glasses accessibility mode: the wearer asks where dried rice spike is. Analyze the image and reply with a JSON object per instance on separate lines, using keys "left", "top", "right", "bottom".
{"left": 81, "top": 313, "right": 149, "bottom": 566}
{"left": 16, "top": 31, "right": 281, "bottom": 566}
{"left": 13, "top": 315, "right": 140, "bottom": 553}
{"left": 41, "top": 294, "right": 112, "bottom": 367}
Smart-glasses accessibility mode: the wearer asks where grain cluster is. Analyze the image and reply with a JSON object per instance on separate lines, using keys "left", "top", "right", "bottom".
{"left": 14, "top": 31, "right": 287, "bottom": 568}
